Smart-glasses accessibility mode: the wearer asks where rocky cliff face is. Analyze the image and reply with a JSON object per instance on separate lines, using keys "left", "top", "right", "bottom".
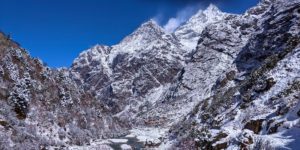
{"left": 0, "top": 33, "right": 125, "bottom": 149}
{"left": 167, "top": 0, "right": 300, "bottom": 149}
{"left": 1, "top": 0, "right": 300, "bottom": 149}
{"left": 71, "top": 20, "right": 185, "bottom": 127}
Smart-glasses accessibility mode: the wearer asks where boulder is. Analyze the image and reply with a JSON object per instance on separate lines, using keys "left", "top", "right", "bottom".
{"left": 244, "top": 119, "right": 264, "bottom": 134}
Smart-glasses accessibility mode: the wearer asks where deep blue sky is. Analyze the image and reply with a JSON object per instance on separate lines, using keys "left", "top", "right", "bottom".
{"left": 0, "top": 0, "right": 259, "bottom": 67}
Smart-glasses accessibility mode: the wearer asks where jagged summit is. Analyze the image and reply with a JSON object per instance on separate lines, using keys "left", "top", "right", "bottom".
{"left": 121, "top": 19, "right": 164, "bottom": 40}
{"left": 205, "top": 3, "right": 221, "bottom": 13}
{"left": 72, "top": 45, "right": 111, "bottom": 68}
{"left": 175, "top": 4, "right": 231, "bottom": 50}
{"left": 110, "top": 19, "right": 166, "bottom": 54}
{"left": 140, "top": 19, "right": 162, "bottom": 30}
{"left": 126, "top": 19, "right": 164, "bottom": 39}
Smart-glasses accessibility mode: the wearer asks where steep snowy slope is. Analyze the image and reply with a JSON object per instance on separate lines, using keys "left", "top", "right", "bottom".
{"left": 1, "top": 0, "right": 300, "bottom": 149}
{"left": 71, "top": 20, "right": 185, "bottom": 129}
{"left": 166, "top": 0, "right": 300, "bottom": 149}
{"left": 134, "top": 3, "right": 260, "bottom": 149}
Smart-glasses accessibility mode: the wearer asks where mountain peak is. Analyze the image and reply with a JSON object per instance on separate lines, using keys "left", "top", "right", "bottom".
{"left": 174, "top": 4, "right": 229, "bottom": 51}
{"left": 113, "top": 19, "right": 165, "bottom": 52}
{"left": 204, "top": 4, "right": 220, "bottom": 13}
{"left": 72, "top": 44, "right": 111, "bottom": 69}
{"left": 141, "top": 19, "right": 159, "bottom": 26}
{"left": 136, "top": 19, "right": 163, "bottom": 34}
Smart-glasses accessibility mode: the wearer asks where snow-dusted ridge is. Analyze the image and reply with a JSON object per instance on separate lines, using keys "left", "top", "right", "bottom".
{"left": 1, "top": 1, "right": 300, "bottom": 149}
{"left": 72, "top": 4, "right": 231, "bottom": 67}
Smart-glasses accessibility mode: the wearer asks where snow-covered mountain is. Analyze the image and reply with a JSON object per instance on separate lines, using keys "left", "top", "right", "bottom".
{"left": 1, "top": 0, "right": 300, "bottom": 149}
{"left": 71, "top": 20, "right": 185, "bottom": 120}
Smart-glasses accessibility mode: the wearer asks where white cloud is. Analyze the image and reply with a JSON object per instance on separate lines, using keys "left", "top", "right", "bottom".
{"left": 152, "top": 13, "right": 163, "bottom": 25}
{"left": 164, "top": 18, "right": 183, "bottom": 33}
{"left": 163, "top": 5, "right": 200, "bottom": 33}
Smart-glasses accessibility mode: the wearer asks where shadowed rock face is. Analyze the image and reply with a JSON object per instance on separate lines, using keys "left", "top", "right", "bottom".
{"left": 1, "top": 0, "right": 300, "bottom": 149}
{"left": 236, "top": 2, "right": 300, "bottom": 73}
{"left": 170, "top": 1, "right": 300, "bottom": 149}
{"left": 0, "top": 32, "right": 127, "bottom": 149}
